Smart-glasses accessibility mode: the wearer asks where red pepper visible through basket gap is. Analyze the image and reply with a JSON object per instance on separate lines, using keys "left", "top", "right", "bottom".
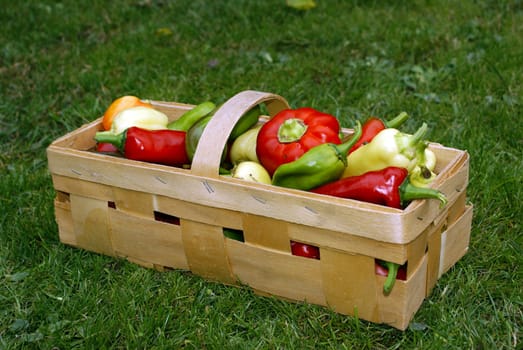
{"left": 375, "top": 260, "right": 407, "bottom": 294}
{"left": 290, "top": 241, "right": 320, "bottom": 259}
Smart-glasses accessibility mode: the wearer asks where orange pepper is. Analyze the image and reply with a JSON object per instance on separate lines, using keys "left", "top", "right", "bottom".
{"left": 102, "top": 96, "right": 153, "bottom": 131}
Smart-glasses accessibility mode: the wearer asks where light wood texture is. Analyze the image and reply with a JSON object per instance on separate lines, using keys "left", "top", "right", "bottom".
{"left": 191, "top": 90, "right": 290, "bottom": 177}
{"left": 321, "top": 248, "right": 379, "bottom": 321}
{"left": 425, "top": 220, "right": 445, "bottom": 295}
{"left": 226, "top": 239, "right": 326, "bottom": 305}
{"left": 46, "top": 90, "right": 474, "bottom": 330}
{"left": 54, "top": 194, "right": 75, "bottom": 246}
{"left": 180, "top": 219, "right": 236, "bottom": 284}
{"left": 377, "top": 255, "right": 428, "bottom": 329}
{"left": 439, "top": 205, "right": 473, "bottom": 276}
{"left": 156, "top": 195, "right": 244, "bottom": 229}
{"left": 242, "top": 214, "right": 291, "bottom": 252}
{"left": 69, "top": 194, "right": 114, "bottom": 256}
{"left": 110, "top": 209, "right": 189, "bottom": 270}
{"left": 48, "top": 145, "right": 468, "bottom": 244}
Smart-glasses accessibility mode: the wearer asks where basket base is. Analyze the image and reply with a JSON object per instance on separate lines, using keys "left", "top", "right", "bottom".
{"left": 53, "top": 182, "right": 472, "bottom": 330}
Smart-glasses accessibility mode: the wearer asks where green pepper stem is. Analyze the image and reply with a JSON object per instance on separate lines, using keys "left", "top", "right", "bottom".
{"left": 407, "top": 122, "right": 428, "bottom": 148}
{"left": 409, "top": 165, "right": 436, "bottom": 188}
{"left": 94, "top": 130, "right": 125, "bottom": 151}
{"left": 277, "top": 118, "right": 308, "bottom": 143}
{"left": 415, "top": 141, "right": 429, "bottom": 164}
{"left": 384, "top": 111, "right": 409, "bottom": 129}
{"left": 399, "top": 177, "right": 448, "bottom": 208}
{"left": 335, "top": 121, "right": 362, "bottom": 155}
{"left": 383, "top": 261, "right": 400, "bottom": 294}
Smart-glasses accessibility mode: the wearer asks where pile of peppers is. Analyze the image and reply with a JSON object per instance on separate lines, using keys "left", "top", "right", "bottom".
{"left": 94, "top": 96, "right": 260, "bottom": 170}
{"left": 94, "top": 95, "right": 449, "bottom": 294}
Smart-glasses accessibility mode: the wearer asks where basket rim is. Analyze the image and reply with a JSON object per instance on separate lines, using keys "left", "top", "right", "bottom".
{"left": 47, "top": 91, "right": 470, "bottom": 244}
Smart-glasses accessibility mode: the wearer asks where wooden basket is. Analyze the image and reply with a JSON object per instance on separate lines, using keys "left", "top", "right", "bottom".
{"left": 47, "top": 90, "right": 473, "bottom": 330}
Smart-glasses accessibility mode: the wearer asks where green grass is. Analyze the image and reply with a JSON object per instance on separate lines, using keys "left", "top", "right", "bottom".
{"left": 1, "top": 0, "right": 521, "bottom": 348}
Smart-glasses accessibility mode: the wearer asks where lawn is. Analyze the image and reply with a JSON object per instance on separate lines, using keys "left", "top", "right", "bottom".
{"left": 1, "top": 0, "right": 521, "bottom": 348}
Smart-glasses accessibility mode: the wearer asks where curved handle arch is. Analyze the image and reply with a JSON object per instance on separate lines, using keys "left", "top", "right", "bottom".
{"left": 190, "top": 90, "right": 290, "bottom": 178}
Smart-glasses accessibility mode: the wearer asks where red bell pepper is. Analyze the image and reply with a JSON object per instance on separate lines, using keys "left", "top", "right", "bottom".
{"left": 94, "top": 126, "right": 189, "bottom": 167}
{"left": 256, "top": 107, "right": 341, "bottom": 175}
{"left": 310, "top": 166, "right": 447, "bottom": 209}
{"left": 349, "top": 112, "right": 409, "bottom": 153}
{"left": 96, "top": 142, "right": 119, "bottom": 154}
{"left": 290, "top": 241, "right": 320, "bottom": 259}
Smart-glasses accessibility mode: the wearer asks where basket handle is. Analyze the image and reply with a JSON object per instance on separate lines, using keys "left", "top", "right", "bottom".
{"left": 190, "top": 90, "right": 290, "bottom": 178}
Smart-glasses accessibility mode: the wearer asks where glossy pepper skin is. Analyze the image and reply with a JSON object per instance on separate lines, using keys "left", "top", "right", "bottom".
{"left": 228, "top": 105, "right": 262, "bottom": 141}
{"left": 311, "top": 166, "right": 447, "bottom": 209}
{"left": 230, "top": 161, "right": 271, "bottom": 184}
{"left": 105, "top": 106, "right": 169, "bottom": 135}
{"left": 167, "top": 101, "right": 216, "bottom": 132}
{"left": 229, "top": 125, "right": 261, "bottom": 165}
{"left": 343, "top": 123, "right": 429, "bottom": 178}
{"left": 271, "top": 122, "right": 362, "bottom": 191}
{"left": 290, "top": 241, "right": 320, "bottom": 259}
{"left": 410, "top": 146, "right": 438, "bottom": 187}
{"left": 185, "top": 115, "right": 227, "bottom": 162}
{"left": 256, "top": 107, "right": 342, "bottom": 175}
{"left": 96, "top": 141, "right": 119, "bottom": 154}
{"left": 376, "top": 260, "right": 407, "bottom": 294}
{"left": 223, "top": 228, "right": 244, "bottom": 242}
{"left": 102, "top": 95, "right": 153, "bottom": 131}
{"left": 349, "top": 112, "right": 409, "bottom": 153}
{"left": 94, "top": 126, "right": 189, "bottom": 167}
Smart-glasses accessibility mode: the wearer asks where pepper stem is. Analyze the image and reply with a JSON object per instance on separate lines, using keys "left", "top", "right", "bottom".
{"left": 335, "top": 121, "right": 362, "bottom": 155}
{"left": 382, "top": 261, "right": 400, "bottom": 294}
{"left": 407, "top": 122, "right": 428, "bottom": 148}
{"left": 384, "top": 111, "right": 409, "bottom": 129}
{"left": 415, "top": 141, "right": 429, "bottom": 164}
{"left": 395, "top": 122, "right": 428, "bottom": 159}
{"left": 94, "top": 131, "right": 125, "bottom": 151}
{"left": 409, "top": 165, "right": 436, "bottom": 188}
{"left": 277, "top": 118, "right": 308, "bottom": 143}
{"left": 399, "top": 177, "right": 448, "bottom": 208}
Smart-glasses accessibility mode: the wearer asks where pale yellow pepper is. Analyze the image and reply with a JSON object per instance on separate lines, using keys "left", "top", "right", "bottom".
{"left": 342, "top": 123, "right": 429, "bottom": 178}
{"left": 229, "top": 125, "right": 262, "bottom": 165}
{"left": 109, "top": 106, "right": 168, "bottom": 135}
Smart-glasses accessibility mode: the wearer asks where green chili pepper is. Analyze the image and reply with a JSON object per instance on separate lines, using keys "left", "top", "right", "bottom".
{"left": 383, "top": 261, "right": 399, "bottom": 294}
{"left": 167, "top": 101, "right": 216, "bottom": 132}
{"left": 223, "top": 228, "right": 244, "bottom": 242}
{"left": 229, "top": 105, "right": 263, "bottom": 141}
{"left": 272, "top": 122, "right": 362, "bottom": 190}
{"left": 376, "top": 260, "right": 406, "bottom": 294}
{"left": 185, "top": 115, "right": 227, "bottom": 162}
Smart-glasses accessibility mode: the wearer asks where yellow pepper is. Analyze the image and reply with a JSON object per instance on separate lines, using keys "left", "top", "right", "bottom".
{"left": 229, "top": 125, "right": 262, "bottom": 165}
{"left": 342, "top": 123, "right": 429, "bottom": 178}
{"left": 410, "top": 146, "right": 438, "bottom": 187}
{"left": 108, "top": 106, "right": 169, "bottom": 135}
{"left": 231, "top": 161, "right": 271, "bottom": 184}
